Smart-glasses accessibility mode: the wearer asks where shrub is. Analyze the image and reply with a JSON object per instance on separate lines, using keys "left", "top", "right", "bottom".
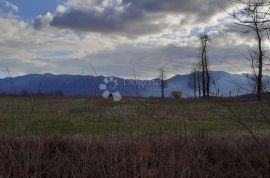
{"left": 171, "top": 90, "right": 182, "bottom": 99}
{"left": 19, "top": 89, "right": 30, "bottom": 97}
{"left": 54, "top": 90, "right": 64, "bottom": 96}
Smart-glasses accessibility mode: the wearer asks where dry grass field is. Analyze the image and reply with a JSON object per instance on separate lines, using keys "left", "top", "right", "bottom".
{"left": 0, "top": 96, "right": 270, "bottom": 177}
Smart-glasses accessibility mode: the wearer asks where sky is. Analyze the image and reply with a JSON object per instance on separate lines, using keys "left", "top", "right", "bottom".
{"left": 0, "top": 0, "right": 269, "bottom": 79}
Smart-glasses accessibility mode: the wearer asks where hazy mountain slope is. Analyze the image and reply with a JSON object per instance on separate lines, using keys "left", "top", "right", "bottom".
{"left": 0, "top": 71, "right": 269, "bottom": 97}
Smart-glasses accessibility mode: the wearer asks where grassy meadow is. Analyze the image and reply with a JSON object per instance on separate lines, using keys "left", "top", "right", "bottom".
{"left": 0, "top": 96, "right": 270, "bottom": 177}
{"left": 0, "top": 96, "right": 269, "bottom": 136}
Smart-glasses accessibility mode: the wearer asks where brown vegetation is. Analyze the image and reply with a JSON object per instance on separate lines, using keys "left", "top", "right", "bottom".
{"left": 0, "top": 134, "right": 269, "bottom": 178}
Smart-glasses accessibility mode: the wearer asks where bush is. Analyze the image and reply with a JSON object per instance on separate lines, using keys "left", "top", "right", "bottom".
{"left": 54, "top": 90, "right": 64, "bottom": 96}
{"left": 171, "top": 90, "right": 182, "bottom": 99}
{"left": 19, "top": 89, "right": 30, "bottom": 97}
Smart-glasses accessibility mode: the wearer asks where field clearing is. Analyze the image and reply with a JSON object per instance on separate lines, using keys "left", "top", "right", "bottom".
{"left": 0, "top": 96, "right": 269, "bottom": 136}
{"left": 0, "top": 96, "right": 270, "bottom": 177}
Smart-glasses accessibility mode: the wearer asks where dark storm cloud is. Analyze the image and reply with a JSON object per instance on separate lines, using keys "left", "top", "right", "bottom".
{"left": 49, "top": 8, "right": 166, "bottom": 37}
{"left": 121, "top": 0, "right": 225, "bottom": 17}
{"left": 39, "top": 0, "right": 229, "bottom": 37}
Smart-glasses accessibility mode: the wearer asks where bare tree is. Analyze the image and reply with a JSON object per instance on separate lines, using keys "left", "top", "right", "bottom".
{"left": 229, "top": 0, "right": 270, "bottom": 101}
{"left": 188, "top": 63, "right": 199, "bottom": 98}
{"left": 159, "top": 68, "right": 167, "bottom": 99}
{"left": 197, "top": 63, "right": 202, "bottom": 98}
{"left": 199, "top": 33, "right": 211, "bottom": 98}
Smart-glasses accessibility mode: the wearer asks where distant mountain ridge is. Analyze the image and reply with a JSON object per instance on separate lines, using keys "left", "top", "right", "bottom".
{"left": 0, "top": 71, "right": 269, "bottom": 98}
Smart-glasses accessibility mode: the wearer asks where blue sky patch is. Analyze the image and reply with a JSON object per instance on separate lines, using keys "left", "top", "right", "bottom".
{"left": 7, "top": 0, "right": 63, "bottom": 20}
{"left": 39, "top": 50, "right": 74, "bottom": 58}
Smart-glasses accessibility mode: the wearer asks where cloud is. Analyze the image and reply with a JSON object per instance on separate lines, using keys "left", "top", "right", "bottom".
{"left": 2, "top": 0, "right": 269, "bottom": 79}
{"left": 50, "top": 8, "right": 167, "bottom": 37}
{"left": 0, "top": 16, "right": 122, "bottom": 76}
{"left": 0, "top": 15, "right": 261, "bottom": 78}
{"left": 5, "top": 1, "right": 18, "bottom": 12}
{"left": 33, "top": 12, "right": 53, "bottom": 29}
{"left": 33, "top": 0, "right": 230, "bottom": 38}
{"left": 82, "top": 43, "right": 250, "bottom": 79}
{"left": 0, "top": 0, "right": 19, "bottom": 16}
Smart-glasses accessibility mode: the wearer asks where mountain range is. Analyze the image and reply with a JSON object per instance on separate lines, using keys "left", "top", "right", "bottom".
{"left": 0, "top": 71, "right": 269, "bottom": 98}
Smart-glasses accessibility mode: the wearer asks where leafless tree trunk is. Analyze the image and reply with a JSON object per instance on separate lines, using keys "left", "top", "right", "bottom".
{"left": 205, "top": 53, "right": 211, "bottom": 98}
{"left": 229, "top": 0, "right": 270, "bottom": 101}
{"left": 193, "top": 64, "right": 197, "bottom": 99}
{"left": 159, "top": 68, "right": 166, "bottom": 99}
{"left": 201, "top": 50, "right": 206, "bottom": 98}
{"left": 188, "top": 63, "right": 198, "bottom": 98}
{"left": 197, "top": 66, "right": 202, "bottom": 98}
{"left": 199, "top": 33, "right": 211, "bottom": 98}
{"left": 257, "top": 29, "right": 263, "bottom": 101}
